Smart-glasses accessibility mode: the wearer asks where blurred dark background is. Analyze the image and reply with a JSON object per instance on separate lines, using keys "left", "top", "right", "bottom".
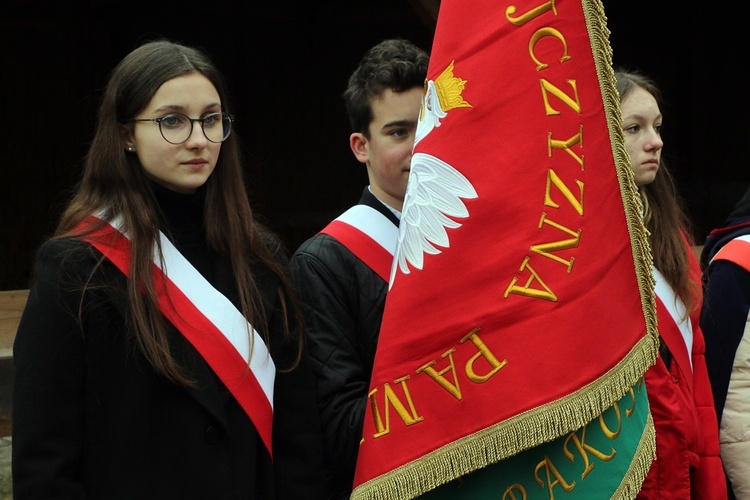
{"left": 1, "top": 0, "right": 745, "bottom": 290}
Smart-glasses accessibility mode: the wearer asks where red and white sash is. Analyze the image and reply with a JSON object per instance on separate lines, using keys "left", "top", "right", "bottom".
{"left": 319, "top": 205, "right": 398, "bottom": 282}
{"left": 79, "top": 214, "right": 276, "bottom": 455}
{"left": 653, "top": 265, "right": 694, "bottom": 374}
{"left": 711, "top": 234, "right": 750, "bottom": 271}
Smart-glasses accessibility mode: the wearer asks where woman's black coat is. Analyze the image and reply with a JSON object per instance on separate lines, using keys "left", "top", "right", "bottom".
{"left": 12, "top": 187, "right": 325, "bottom": 499}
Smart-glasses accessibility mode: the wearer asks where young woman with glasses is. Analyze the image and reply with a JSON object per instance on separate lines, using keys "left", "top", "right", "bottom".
{"left": 12, "top": 39, "right": 325, "bottom": 498}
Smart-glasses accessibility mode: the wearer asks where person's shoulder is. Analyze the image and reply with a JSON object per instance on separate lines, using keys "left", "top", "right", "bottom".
{"left": 292, "top": 232, "right": 349, "bottom": 262}
{"left": 28, "top": 236, "right": 108, "bottom": 293}
{"left": 291, "top": 201, "right": 376, "bottom": 264}
{"left": 36, "top": 236, "right": 98, "bottom": 264}
{"left": 711, "top": 239, "right": 750, "bottom": 275}
{"left": 704, "top": 219, "right": 750, "bottom": 250}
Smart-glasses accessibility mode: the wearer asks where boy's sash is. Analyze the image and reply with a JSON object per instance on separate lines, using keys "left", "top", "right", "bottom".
{"left": 78, "top": 214, "right": 276, "bottom": 455}
{"left": 711, "top": 234, "right": 750, "bottom": 271}
{"left": 319, "top": 204, "right": 398, "bottom": 282}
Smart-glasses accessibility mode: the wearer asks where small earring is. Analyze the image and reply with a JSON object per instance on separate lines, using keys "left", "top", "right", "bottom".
{"left": 126, "top": 147, "right": 135, "bottom": 152}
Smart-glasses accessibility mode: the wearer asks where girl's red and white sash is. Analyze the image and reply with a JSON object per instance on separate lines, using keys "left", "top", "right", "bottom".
{"left": 79, "top": 214, "right": 275, "bottom": 455}
{"left": 653, "top": 265, "right": 694, "bottom": 374}
{"left": 319, "top": 204, "right": 398, "bottom": 282}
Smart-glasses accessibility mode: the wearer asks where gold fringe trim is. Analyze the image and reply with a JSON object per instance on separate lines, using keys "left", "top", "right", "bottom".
{"left": 351, "top": 1, "right": 659, "bottom": 498}
{"left": 352, "top": 337, "right": 657, "bottom": 500}
{"left": 613, "top": 413, "right": 657, "bottom": 500}
{"left": 582, "top": 0, "right": 659, "bottom": 349}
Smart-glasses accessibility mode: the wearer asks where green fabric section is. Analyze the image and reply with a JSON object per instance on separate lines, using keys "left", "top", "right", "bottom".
{"left": 420, "top": 381, "right": 652, "bottom": 499}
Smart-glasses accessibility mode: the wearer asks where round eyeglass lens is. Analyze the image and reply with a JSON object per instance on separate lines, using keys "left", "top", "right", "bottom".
{"left": 201, "top": 113, "right": 232, "bottom": 143}
{"left": 158, "top": 113, "right": 232, "bottom": 144}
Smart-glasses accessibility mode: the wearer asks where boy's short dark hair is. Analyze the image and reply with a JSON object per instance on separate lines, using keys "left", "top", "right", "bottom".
{"left": 343, "top": 38, "right": 429, "bottom": 136}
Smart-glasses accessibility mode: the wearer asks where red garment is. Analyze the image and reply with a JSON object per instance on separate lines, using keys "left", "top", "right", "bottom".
{"left": 638, "top": 244, "right": 727, "bottom": 499}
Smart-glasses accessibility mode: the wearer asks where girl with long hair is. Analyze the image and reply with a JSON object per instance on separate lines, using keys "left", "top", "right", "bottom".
{"left": 615, "top": 68, "right": 726, "bottom": 499}
{"left": 12, "top": 39, "right": 324, "bottom": 498}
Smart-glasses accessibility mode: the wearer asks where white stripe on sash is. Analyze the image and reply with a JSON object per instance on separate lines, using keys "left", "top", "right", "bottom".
{"left": 653, "top": 265, "right": 693, "bottom": 369}
{"left": 109, "top": 215, "right": 275, "bottom": 408}
{"left": 336, "top": 205, "right": 399, "bottom": 257}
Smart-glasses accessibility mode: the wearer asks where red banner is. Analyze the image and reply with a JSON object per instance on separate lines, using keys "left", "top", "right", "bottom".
{"left": 352, "top": 0, "right": 658, "bottom": 498}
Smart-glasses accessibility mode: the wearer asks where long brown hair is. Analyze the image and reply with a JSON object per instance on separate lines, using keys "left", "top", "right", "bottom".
{"left": 615, "top": 69, "right": 700, "bottom": 315}
{"left": 56, "top": 39, "right": 302, "bottom": 384}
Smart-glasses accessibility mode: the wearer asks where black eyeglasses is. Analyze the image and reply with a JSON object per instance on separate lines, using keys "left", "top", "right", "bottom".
{"left": 131, "top": 112, "right": 234, "bottom": 144}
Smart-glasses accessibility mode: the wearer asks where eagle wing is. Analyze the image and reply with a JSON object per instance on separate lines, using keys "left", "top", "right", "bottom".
{"left": 391, "top": 152, "right": 478, "bottom": 286}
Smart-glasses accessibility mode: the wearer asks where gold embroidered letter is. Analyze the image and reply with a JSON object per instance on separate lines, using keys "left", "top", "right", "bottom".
{"left": 416, "top": 348, "right": 462, "bottom": 400}
{"left": 599, "top": 401, "right": 623, "bottom": 439}
{"left": 368, "top": 376, "right": 424, "bottom": 438}
{"left": 544, "top": 169, "right": 584, "bottom": 215}
{"left": 534, "top": 457, "right": 575, "bottom": 495}
{"left": 529, "top": 27, "right": 570, "bottom": 71}
{"left": 502, "top": 484, "right": 528, "bottom": 499}
{"left": 548, "top": 127, "right": 584, "bottom": 170}
{"left": 539, "top": 79, "right": 581, "bottom": 116}
{"left": 461, "top": 327, "right": 507, "bottom": 383}
{"left": 504, "top": 257, "right": 558, "bottom": 302}
{"left": 563, "top": 424, "right": 616, "bottom": 479}
{"left": 625, "top": 385, "right": 637, "bottom": 417}
{"left": 531, "top": 213, "right": 581, "bottom": 272}
{"left": 506, "top": 0, "right": 557, "bottom": 25}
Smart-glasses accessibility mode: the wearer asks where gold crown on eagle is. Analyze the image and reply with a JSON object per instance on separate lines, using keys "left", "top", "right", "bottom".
{"left": 432, "top": 60, "right": 472, "bottom": 111}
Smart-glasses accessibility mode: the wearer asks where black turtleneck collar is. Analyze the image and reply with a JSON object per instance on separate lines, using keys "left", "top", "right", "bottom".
{"left": 147, "top": 181, "right": 214, "bottom": 275}
{"left": 149, "top": 181, "right": 207, "bottom": 239}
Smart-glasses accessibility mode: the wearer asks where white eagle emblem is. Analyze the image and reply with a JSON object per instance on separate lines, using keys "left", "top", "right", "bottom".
{"left": 391, "top": 152, "right": 478, "bottom": 286}
{"left": 389, "top": 60, "right": 476, "bottom": 287}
